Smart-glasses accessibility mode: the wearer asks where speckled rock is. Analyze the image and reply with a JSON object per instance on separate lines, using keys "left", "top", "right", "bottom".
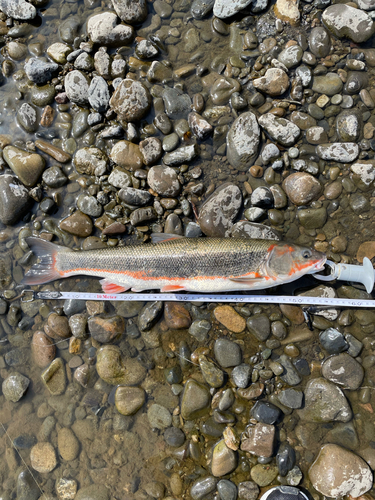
{"left": 115, "top": 386, "right": 145, "bottom": 415}
{"left": 96, "top": 345, "right": 126, "bottom": 385}
{"left": 198, "top": 183, "right": 242, "bottom": 237}
{"left": 75, "top": 485, "right": 109, "bottom": 500}
{"left": 336, "top": 110, "right": 362, "bottom": 142}
{"left": 147, "top": 165, "right": 181, "bottom": 197}
{"left": 2, "top": 373, "right": 29, "bottom": 402}
{"left": 0, "top": 174, "right": 33, "bottom": 225}
{"left": 298, "top": 377, "right": 352, "bottom": 422}
{"left": 64, "top": 70, "right": 90, "bottom": 107}
{"left": 111, "top": 0, "right": 147, "bottom": 24}
{"left": 309, "top": 444, "right": 373, "bottom": 498}
{"left": 283, "top": 172, "right": 322, "bottom": 206}
{"left": 0, "top": 0, "right": 36, "bottom": 20}
{"left": 253, "top": 68, "right": 289, "bottom": 96}
{"left": 274, "top": 0, "right": 300, "bottom": 25}
{"left": 181, "top": 379, "right": 211, "bottom": 419}
{"left": 30, "top": 442, "right": 56, "bottom": 473}
{"left": 214, "top": 305, "right": 246, "bottom": 333}
{"left": 87, "top": 12, "right": 134, "bottom": 46}
{"left": 308, "top": 27, "right": 331, "bottom": 58}
{"left": 58, "top": 428, "right": 79, "bottom": 461}
{"left": 317, "top": 143, "right": 359, "bottom": 163}
{"left": 110, "top": 79, "right": 151, "bottom": 121}
{"left": 322, "top": 4, "right": 375, "bottom": 43}
{"left": 258, "top": 114, "right": 300, "bottom": 146}
{"left": 321, "top": 353, "right": 364, "bottom": 390}
{"left": 227, "top": 112, "right": 260, "bottom": 171}
{"left": 74, "top": 147, "right": 108, "bottom": 176}
{"left": 164, "top": 302, "right": 191, "bottom": 329}
{"left": 213, "top": 0, "right": 252, "bottom": 18}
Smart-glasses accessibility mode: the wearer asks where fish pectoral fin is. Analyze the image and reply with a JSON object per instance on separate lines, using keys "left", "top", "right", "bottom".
{"left": 160, "top": 284, "right": 186, "bottom": 292}
{"left": 229, "top": 272, "right": 265, "bottom": 282}
{"left": 151, "top": 233, "right": 186, "bottom": 244}
{"left": 100, "top": 279, "right": 130, "bottom": 294}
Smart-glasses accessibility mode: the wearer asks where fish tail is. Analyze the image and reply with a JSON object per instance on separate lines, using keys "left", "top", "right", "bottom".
{"left": 22, "top": 237, "right": 70, "bottom": 285}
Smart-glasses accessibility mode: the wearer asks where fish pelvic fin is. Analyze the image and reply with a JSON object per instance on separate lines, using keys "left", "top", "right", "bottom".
{"left": 22, "top": 237, "right": 70, "bottom": 285}
{"left": 160, "top": 284, "right": 186, "bottom": 292}
{"left": 151, "top": 233, "right": 186, "bottom": 244}
{"left": 100, "top": 279, "right": 130, "bottom": 294}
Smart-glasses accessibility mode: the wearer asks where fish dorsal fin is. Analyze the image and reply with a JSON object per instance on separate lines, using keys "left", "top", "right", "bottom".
{"left": 151, "top": 233, "right": 186, "bottom": 244}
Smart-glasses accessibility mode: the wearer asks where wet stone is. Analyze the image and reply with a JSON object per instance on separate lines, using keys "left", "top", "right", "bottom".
{"left": 227, "top": 112, "right": 260, "bottom": 171}
{"left": 115, "top": 386, "right": 145, "bottom": 415}
{"left": 129, "top": 206, "right": 157, "bottom": 226}
{"left": 192, "top": 0, "right": 215, "bottom": 19}
{"left": 30, "top": 442, "right": 56, "bottom": 473}
{"left": 283, "top": 172, "right": 322, "bottom": 206}
{"left": 217, "top": 479, "right": 237, "bottom": 500}
{"left": 162, "top": 87, "right": 191, "bottom": 119}
{"left": 64, "top": 70, "right": 90, "bottom": 107}
{"left": 41, "top": 358, "right": 66, "bottom": 395}
{"left": 251, "top": 400, "right": 281, "bottom": 424}
{"left": 211, "top": 440, "right": 238, "bottom": 477}
{"left": 190, "top": 477, "right": 217, "bottom": 500}
{"left": 309, "top": 27, "right": 330, "bottom": 58}
{"left": 88, "top": 315, "right": 124, "bottom": 343}
{"left": 3, "top": 145, "right": 45, "bottom": 188}
{"left": 75, "top": 485, "right": 109, "bottom": 500}
{"left": 253, "top": 68, "right": 289, "bottom": 96}
{"left": 56, "top": 478, "right": 77, "bottom": 500}
{"left": 322, "top": 4, "right": 375, "bottom": 43}
{"left": 118, "top": 187, "right": 152, "bottom": 206}
{"left": 164, "top": 302, "right": 191, "bottom": 329}
{"left": 319, "top": 327, "right": 348, "bottom": 354}
{"left": 199, "top": 355, "right": 224, "bottom": 387}
{"left": 214, "top": 305, "right": 246, "bottom": 333}
{"left": 189, "top": 319, "right": 211, "bottom": 341}
{"left": 32, "top": 331, "right": 56, "bottom": 368}
{"left": 163, "top": 144, "right": 198, "bottom": 166}
{"left": 138, "top": 301, "right": 163, "bottom": 331}
{"left": 181, "top": 379, "right": 211, "bottom": 419}
{"left": 139, "top": 137, "right": 162, "bottom": 165}
{"left": 42, "top": 166, "right": 67, "bottom": 188}
{"left": 13, "top": 434, "right": 36, "bottom": 449}
{"left": 88, "top": 76, "right": 110, "bottom": 113}
{"left": 336, "top": 110, "right": 362, "bottom": 142}
{"left": 110, "top": 79, "right": 151, "bottom": 121}
{"left": 58, "top": 428, "right": 79, "bottom": 461}
{"left": 112, "top": 0, "right": 147, "bottom": 24}
{"left": 87, "top": 12, "right": 134, "bottom": 46}
{"left": 147, "top": 403, "right": 172, "bottom": 429}
{"left": 277, "top": 442, "right": 296, "bottom": 477}
{"left": 77, "top": 194, "right": 102, "bottom": 217}
{"left": 232, "top": 364, "right": 252, "bottom": 388}
{"left": 74, "top": 147, "right": 108, "bottom": 176}
{"left": 278, "top": 388, "right": 303, "bottom": 408}
{"left": 344, "top": 71, "right": 369, "bottom": 95}
{"left": 258, "top": 114, "right": 300, "bottom": 147}
{"left": 164, "top": 426, "right": 185, "bottom": 447}
{"left": 238, "top": 481, "right": 259, "bottom": 500}
{"left": 298, "top": 377, "right": 352, "bottom": 422}
{"left": 2, "top": 373, "right": 29, "bottom": 402}
{"left": 59, "top": 211, "right": 92, "bottom": 237}
{"left": 278, "top": 354, "right": 302, "bottom": 386}
{"left": 312, "top": 73, "right": 343, "bottom": 96}
{"left": 214, "top": 338, "right": 242, "bottom": 367}
{"left": 199, "top": 183, "right": 242, "bottom": 237}
{"left": 322, "top": 352, "right": 364, "bottom": 390}
{"left": 17, "top": 471, "right": 39, "bottom": 500}
{"left": 17, "top": 103, "right": 38, "bottom": 133}
{"left": 147, "top": 165, "right": 181, "bottom": 197}
{"left": 24, "top": 57, "right": 58, "bottom": 85}
{"left": 247, "top": 314, "right": 271, "bottom": 341}
{"left": 278, "top": 45, "right": 303, "bottom": 68}
{"left": 309, "top": 444, "right": 372, "bottom": 498}
{"left": 251, "top": 464, "right": 278, "bottom": 487}
{"left": 241, "top": 423, "right": 275, "bottom": 457}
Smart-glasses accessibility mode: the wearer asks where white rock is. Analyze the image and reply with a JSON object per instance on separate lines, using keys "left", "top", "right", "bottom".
{"left": 316, "top": 143, "right": 359, "bottom": 163}
{"left": 213, "top": 0, "right": 253, "bottom": 18}
{"left": 351, "top": 162, "right": 375, "bottom": 186}
{"left": 258, "top": 113, "right": 300, "bottom": 147}
{"left": 226, "top": 112, "right": 260, "bottom": 171}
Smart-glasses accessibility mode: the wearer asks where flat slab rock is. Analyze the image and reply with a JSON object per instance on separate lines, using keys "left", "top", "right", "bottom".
{"left": 316, "top": 143, "right": 359, "bottom": 163}
{"left": 213, "top": 0, "right": 253, "bottom": 18}
{"left": 322, "top": 4, "right": 375, "bottom": 43}
{"left": 258, "top": 113, "right": 300, "bottom": 147}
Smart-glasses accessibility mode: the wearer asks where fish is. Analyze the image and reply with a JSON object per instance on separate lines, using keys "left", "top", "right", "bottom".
{"left": 22, "top": 234, "right": 326, "bottom": 294}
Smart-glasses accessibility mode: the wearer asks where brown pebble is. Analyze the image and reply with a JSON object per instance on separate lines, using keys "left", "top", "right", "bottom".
{"left": 40, "top": 105, "right": 54, "bottom": 128}
{"left": 46, "top": 313, "right": 71, "bottom": 339}
{"left": 164, "top": 302, "right": 191, "bottom": 329}
{"left": 283, "top": 344, "right": 300, "bottom": 357}
{"left": 192, "top": 93, "right": 205, "bottom": 113}
{"left": 285, "top": 40, "right": 298, "bottom": 47}
{"left": 32, "top": 331, "right": 56, "bottom": 368}
{"left": 250, "top": 165, "right": 263, "bottom": 178}
{"left": 69, "top": 337, "right": 82, "bottom": 355}
{"left": 270, "top": 107, "right": 285, "bottom": 117}
{"left": 102, "top": 222, "right": 126, "bottom": 235}
{"left": 191, "top": 347, "right": 210, "bottom": 364}
{"left": 59, "top": 211, "right": 93, "bottom": 237}
{"left": 357, "top": 241, "right": 375, "bottom": 263}
{"left": 35, "top": 139, "right": 71, "bottom": 163}
{"left": 280, "top": 304, "right": 305, "bottom": 325}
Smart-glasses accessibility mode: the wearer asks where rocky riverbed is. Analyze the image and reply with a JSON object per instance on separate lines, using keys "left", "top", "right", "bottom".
{"left": 1, "top": 0, "right": 375, "bottom": 499}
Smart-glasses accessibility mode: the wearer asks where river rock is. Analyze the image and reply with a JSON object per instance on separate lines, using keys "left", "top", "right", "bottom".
{"left": 2, "top": 373, "right": 29, "bottom": 402}
{"left": 17, "top": 471, "right": 39, "bottom": 500}
{"left": 309, "top": 444, "right": 373, "bottom": 497}
{"left": 74, "top": 147, "right": 108, "bottom": 176}
{"left": 110, "top": 140, "right": 143, "bottom": 171}
{"left": 336, "top": 110, "right": 362, "bottom": 142}
{"left": 41, "top": 358, "right": 66, "bottom": 395}
{"left": 283, "top": 172, "right": 322, "bottom": 206}
{"left": 214, "top": 338, "right": 242, "bottom": 367}
{"left": 191, "top": 477, "right": 217, "bottom": 500}
{"left": 59, "top": 211, "right": 92, "bottom": 237}
{"left": 30, "top": 442, "right": 56, "bottom": 473}
{"left": 181, "top": 379, "right": 211, "bottom": 419}
{"left": 96, "top": 345, "right": 127, "bottom": 385}
{"left": 87, "top": 12, "right": 134, "bottom": 46}
{"left": 24, "top": 58, "right": 58, "bottom": 85}
{"left": 211, "top": 77, "right": 241, "bottom": 105}
{"left": 17, "top": 103, "right": 38, "bottom": 133}
{"left": 351, "top": 161, "right": 375, "bottom": 187}
{"left": 298, "top": 377, "right": 352, "bottom": 422}
{"left": 115, "top": 386, "right": 145, "bottom": 415}
{"left": 164, "top": 302, "right": 191, "bottom": 329}
{"left": 32, "top": 331, "right": 55, "bottom": 368}
{"left": 253, "top": 68, "right": 289, "bottom": 96}
{"left": 111, "top": 0, "right": 147, "bottom": 24}
{"left": 58, "top": 428, "right": 79, "bottom": 461}
{"left": 198, "top": 183, "right": 242, "bottom": 237}
{"left": 162, "top": 87, "right": 191, "bottom": 119}
{"left": 321, "top": 352, "right": 364, "bottom": 390}
{"left": 147, "top": 165, "right": 181, "bottom": 196}
{"left": 118, "top": 187, "right": 152, "bottom": 206}
{"left": 64, "top": 70, "right": 90, "bottom": 107}
{"left": 278, "top": 45, "right": 303, "bottom": 68}
{"left": 308, "top": 27, "right": 331, "bottom": 58}
{"left": 322, "top": 4, "right": 375, "bottom": 43}
{"left": 214, "top": 305, "right": 246, "bottom": 333}
{"left": 88, "top": 76, "right": 110, "bottom": 113}
{"left": 312, "top": 73, "right": 343, "bottom": 96}
{"left": 213, "top": 0, "right": 252, "bottom": 18}
{"left": 0, "top": 0, "right": 36, "bottom": 19}
{"left": 139, "top": 137, "right": 162, "bottom": 165}
{"left": 163, "top": 144, "right": 198, "bottom": 166}
{"left": 110, "top": 79, "right": 151, "bottom": 121}
{"left": 188, "top": 112, "right": 213, "bottom": 140}
{"left": 3, "top": 145, "right": 45, "bottom": 187}
{"left": 211, "top": 440, "right": 237, "bottom": 477}
{"left": 274, "top": 0, "right": 299, "bottom": 24}
{"left": 147, "top": 403, "right": 172, "bottom": 429}
{"left": 316, "top": 143, "right": 359, "bottom": 163}
{"left": 258, "top": 114, "right": 300, "bottom": 146}
{"left": 227, "top": 221, "right": 280, "bottom": 240}
{"left": 226, "top": 112, "right": 260, "bottom": 171}
{"left": 75, "top": 485, "right": 109, "bottom": 500}
{"left": 0, "top": 174, "right": 33, "bottom": 225}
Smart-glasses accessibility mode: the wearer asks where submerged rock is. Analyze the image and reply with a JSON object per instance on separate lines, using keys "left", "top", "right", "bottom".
{"left": 226, "top": 112, "right": 260, "bottom": 171}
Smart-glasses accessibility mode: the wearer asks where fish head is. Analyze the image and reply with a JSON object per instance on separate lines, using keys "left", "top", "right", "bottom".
{"left": 266, "top": 243, "right": 327, "bottom": 280}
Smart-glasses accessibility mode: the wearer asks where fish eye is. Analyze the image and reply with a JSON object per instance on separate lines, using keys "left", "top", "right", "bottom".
{"left": 302, "top": 250, "right": 312, "bottom": 259}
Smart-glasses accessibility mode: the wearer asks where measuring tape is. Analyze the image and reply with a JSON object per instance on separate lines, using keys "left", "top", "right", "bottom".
{"left": 20, "top": 290, "right": 375, "bottom": 308}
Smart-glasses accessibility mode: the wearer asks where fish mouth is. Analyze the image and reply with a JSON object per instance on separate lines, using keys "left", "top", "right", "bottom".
{"left": 307, "top": 256, "right": 327, "bottom": 274}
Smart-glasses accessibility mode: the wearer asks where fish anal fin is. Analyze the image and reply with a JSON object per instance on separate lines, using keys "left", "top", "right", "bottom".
{"left": 100, "top": 279, "right": 129, "bottom": 294}
{"left": 161, "top": 284, "right": 186, "bottom": 292}
{"left": 151, "top": 233, "right": 185, "bottom": 244}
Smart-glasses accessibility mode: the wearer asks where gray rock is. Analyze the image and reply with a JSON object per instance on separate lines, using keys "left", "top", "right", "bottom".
{"left": 308, "top": 27, "right": 331, "bottom": 58}
{"left": 136, "top": 39, "right": 159, "bottom": 59}
{"left": 322, "top": 4, "right": 375, "bottom": 43}
{"left": 322, "top": 353, "right": 364, "bottom": 390}
{"left": 192, "top": 0, "right": 215, "bottom": 18}
{"left": 74, "top": 52, "right": 94, "bottom": 71}
{"left": 147, "top": 165, "right": 181, "bottom": 197}
{"left": 0, "top": 0, "right": 36, "bottom": 19}
{"left": 296, "top": 65, "right": 312, "bottom": 87}
{"left": 42, "top": 166, "right": 67, "bottom": 188}
{"left": 17, "top": 471, "right": 39, "bottom": 500}
{"left": 217, "top": 479, "right": 237, "bottom": 500}
{"left": 231, "top": 363, "right": 251, "bottom": 388}
{"left": 226, "top": 221, "right": 280, "bottom": 240}
{"left": 65, "top": 70, "right": 90, "bottom": 107}
{"left": 316, "top": 143, "right": 359, "bottom": 163}
{"left": 278, "top": 355, "right": 302, "bottom": 386}
{"left": 213, "top": 0, "right": 252, "bottom": 18}
{"left": 2, "top": 373, "right": 30, "bottom": 402}
{"left": 181, "top": 379, "right": 211, "bottom": 419}
{"left": 189, "top": 319, "right": 211, "bottom": 341}
{"left": 87, "top": 12, "right": 134, "bottom": 46}
{"left": 59, "top": 17, "right": 80, "bottom": 44}
{"left": 253, "top": 68, "right": 289, "bottom": 96}
{"left": 191, "top": 477, "right": 218, "bottom": 500}
{"left": 118, "top": 187, "right": 152, "bottom": 206}
{"left": 77, "top": 194, "right": 103, "bottom": 217}
{"left": 138, "top": 301, "right": 163, "bottom": 331}
{"left": 198, "top": 183, "right": 242, "bottom": 237}
{"left": 238, "top": 481, "right": 259, "bottom": 500}
{"left": 110, "top": 79, "right": 151, "bottom": 121}
{"left": 162, "top": 87, "right": 191, "bottom": 119}
{"left": 188, "top": 112, "right": 213, "bottom": 140}
{"left": 17, "top": 103, "right": 38, "bottom": 133}
{"left": 139, "top": 137, "right": 162, "bottom": 165}
{"left": 147, "top": 403, "right": 172, "bottom": 429}
{"left": 357, "top": 0, "right": 375, "bottom": 9}
{"left": 276, "top": 443, "right": 296, "bottom": 477}
{"left": 24, "top": 58, "right": 58, "bottom": 85}
{"left": 227, "top": 112, "right": 260, "bottom": 171}
{"left": 312, "top": 73, "right": 343, "bottom": 96}
{"left": 278, "top": 45, "right": 303, "bottom": 68}
{"left": 129, "top": 207, "right": 157, "bottom": 226}
{"left": 111, "top": 0, "right": 147, "bottom": 24}
{"left": 247, "top": 314, "right": 271, "bottom": 341}
{"left": 88, "top": 76, "right": 110, "bottom": 113}
{"left": 0, "top": 174, "right": 33, "bottom": 225}
{"left": 75, "top": 485, "right": 109, "bottom": 500}
{"left": 278, "top": 389, "right": 303, "bottom": 409}
{"left": 258, "top": 113, "right": 300, "bottom": 147}
{"left": 163, "top": 144, "right": 198, "bottom": 166}
{"left": 214, "top": 338, "right": 242, "bottom": 367}
{"left": 344, "top": 71, "right": 369, "bottom": 95}
{"left": 74, "top": 147, "right": 108, "bottom": 176}
{"left": 298, "top": 377, "right": 352, "bottom": 422}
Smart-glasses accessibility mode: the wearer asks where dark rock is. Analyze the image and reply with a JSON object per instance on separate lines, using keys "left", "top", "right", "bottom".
{"left": 320, "top": 328, "right": 348, "bottom": 354}
{"left": 250, "top": 400, "right": 281, "bottom": 424}
{"left": 276, "top": 442, "right": 296, "bottom": 477}
{"left": 24, "top": 58, "right": 58, "bottom": 84}
{"left": 0, "top": 174, "right": 33, "bottom": 225}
